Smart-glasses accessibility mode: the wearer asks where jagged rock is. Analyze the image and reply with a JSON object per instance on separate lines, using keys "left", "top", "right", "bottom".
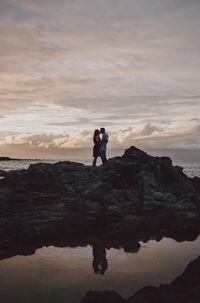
{"left": 0, "top": 157, "right": 12, "bottom": 161}
{"left": 0, "top": 146, "right": 200, "bottom": 249}
{"left": 172, "top": 256, "right": 200, "bottom": 289}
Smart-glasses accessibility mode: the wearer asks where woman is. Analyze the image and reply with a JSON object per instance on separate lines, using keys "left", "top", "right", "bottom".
{"left": 92, "top": 129, "right": 101, "bottom": 167}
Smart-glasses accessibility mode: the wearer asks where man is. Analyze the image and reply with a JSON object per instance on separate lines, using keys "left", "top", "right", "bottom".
{"left": 99, "top": 127, "right": 108, "bottom": 166}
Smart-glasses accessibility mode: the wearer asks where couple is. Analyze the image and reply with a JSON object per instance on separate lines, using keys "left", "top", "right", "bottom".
{"left": 92, "top": 127, "right": 108, "bottom": 167}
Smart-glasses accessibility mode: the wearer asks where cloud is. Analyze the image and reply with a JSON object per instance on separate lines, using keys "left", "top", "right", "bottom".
{"left": 0, "top": 0, "right": 200, "bottom": 157}
{"left": 2, "top": 0, "right": 47, "bottom": 14}
{"left": 191, "top": 118, "right": 200, "bottom": 122}
{"left": 47, "top": 117, "right": 93, "bottom": 127}
{"left": 140, "top": 123, "right": 162, "bottom": 136}
{"left": 0, "top": 119, "right": 199, "bottom": 153}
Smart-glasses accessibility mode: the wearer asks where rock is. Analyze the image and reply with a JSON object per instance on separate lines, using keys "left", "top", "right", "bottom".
{"left": 0, "top": 157, "right": 12, "bottom": 161}
{"left": 129, "top": 256, "right": 200, "bottom": 303}
{"left": 0, "top": 169, "right": 7, "bottom": 177}
{"left": 81, "top": 290, "right": 128, "bottom": 303}
{"left": 129, "top": 286, "right": 163, "bottom": 303}
{"left": 172, "top": 256, "right": 200, "bottom": 289}
{"left": 0, "top": 146, "right": 200, "bottom": 250}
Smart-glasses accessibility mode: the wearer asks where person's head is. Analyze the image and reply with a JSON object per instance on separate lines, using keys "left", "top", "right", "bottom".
{"left": 94, "top": 129, "right": 100, "bottom": 136}
{"left": 100, "top": 127, "right": 105, "bottom": 134}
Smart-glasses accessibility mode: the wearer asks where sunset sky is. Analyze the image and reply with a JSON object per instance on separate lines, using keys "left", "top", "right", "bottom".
{"left": 0, "top": 0, "right": 200, "bottom": 158}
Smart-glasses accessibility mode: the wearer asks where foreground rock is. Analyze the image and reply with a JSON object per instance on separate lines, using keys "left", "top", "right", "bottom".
{"left": 81, "top": 256, "right": 200, "bottom": 303}
{"left": 0, "top": 146, "right": 200, "bottom": 251}
{"left": 82, "top": 291, "right": 129, "bottom": 303}
{"left": 0, "top": 169, "right": 7, "bottom": 177}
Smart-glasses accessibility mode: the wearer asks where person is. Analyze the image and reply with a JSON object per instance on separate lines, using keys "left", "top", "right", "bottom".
{"left": 92, "top": 243, "right": 108, "bottom": 275}
{"left": 92, "top": 129, "right": 101, "bottom": 167}
{"left": 99, "top": 127, "right": 108, "bottom": 166}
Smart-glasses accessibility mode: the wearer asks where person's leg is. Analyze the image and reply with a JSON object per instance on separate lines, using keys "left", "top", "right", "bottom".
{"left": 100, "top": 152, "right": 104, "bottom": 165}
{"left": 100, "top": 152, "right": 107, "bottom": 166}
{"left": 104, "top": 152, "right": 108, "bottom": 165}
{"left": 92, "top": 157, "right": 97, "bottom": 167}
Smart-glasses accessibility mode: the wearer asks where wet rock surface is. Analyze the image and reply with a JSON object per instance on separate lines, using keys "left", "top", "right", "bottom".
{"left": 0, "top": 146, "right": 200, "bottom": 251}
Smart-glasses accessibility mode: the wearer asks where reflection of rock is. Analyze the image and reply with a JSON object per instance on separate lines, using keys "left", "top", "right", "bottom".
{"left": 122, "top": 242, "right": 140, "bottom": 253}
{"left": 81, "top": 256, "right": 200, "bottom": 303}
{"left": 0, "top": 236, "right": 141, "bottom": 262}
{"left": 0, "top": 246, "right": 37, "bottom": 261}
{"left": 0, "top": 146, "right": 200, "bottom": 251}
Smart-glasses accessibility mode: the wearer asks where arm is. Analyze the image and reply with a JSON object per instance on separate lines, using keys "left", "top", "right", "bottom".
{"left": 102, "top": 134, "right": 108, "bottom": 143}
{"left": 95, "top": 135, "right": 101, "bottom": 143}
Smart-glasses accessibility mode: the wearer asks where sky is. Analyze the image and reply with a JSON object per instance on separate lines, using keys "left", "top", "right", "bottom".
{"left": 0, "top": 0, "right": 200, "bottom": 159}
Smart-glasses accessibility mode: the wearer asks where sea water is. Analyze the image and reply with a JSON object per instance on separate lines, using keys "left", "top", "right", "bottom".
{"left": 0, "top": 157, "right": 200, "bottom": 178}
{"left": 0, "top": 237, "right": 199, "bottom": 303}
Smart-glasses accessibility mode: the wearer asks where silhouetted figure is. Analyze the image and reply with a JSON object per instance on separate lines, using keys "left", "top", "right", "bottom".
{"left": 92, "top": 129, "right": 101, "bottom": 167}
{"left": 99, "top": 128, "right": 108, "bottom": 166}
{"left": 92, "top": 243, "right": 108, "bottom": 275}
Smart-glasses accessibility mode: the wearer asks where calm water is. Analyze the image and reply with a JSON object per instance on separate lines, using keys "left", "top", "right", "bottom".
{"left": 0, "top": 237, "right": 200, "bottom": 303}
{"left": 0, "top": 159, "right": 57, "bottom": 172}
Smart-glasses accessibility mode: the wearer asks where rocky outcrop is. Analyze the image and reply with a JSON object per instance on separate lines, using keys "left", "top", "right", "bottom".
{"left": 130, "top": 255, "right": 200, "bottom": 302}
{"left": 0, "top": 169, "right": 7, "bottom": 177}
{"left": 81, "top": 256, "right": 200, "bottom": 303}
{"left": 0, "top": 156, "right": 12, "bottom": 161}
{"left": 0, "top": 146, "right": 200, "bottom": 251}
{"left": 81, "top": 291, "right": 129, "bottom": 303}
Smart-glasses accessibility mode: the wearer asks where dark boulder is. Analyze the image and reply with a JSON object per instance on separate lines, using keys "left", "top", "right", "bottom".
{"left": 81, "top": 290, "right": 128, "bottom": 303}
{"left": 172, "top": 256, "right": 200, "bottom": 289}
{"left": 129, "top": 256, "right": 200, "bottom": 303}
{"left": 0, "top": 169, "right": 7, "bottom": 177}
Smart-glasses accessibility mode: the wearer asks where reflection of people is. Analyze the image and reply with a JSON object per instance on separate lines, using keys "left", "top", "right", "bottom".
{"left": 92, "top": 129, "right": 101, "bottom": 167}
{"left": 92, "top": 244, "right": 108, "bottom": 275}
{"left": 99, "top": 128, "right": 108, "bottom": 166}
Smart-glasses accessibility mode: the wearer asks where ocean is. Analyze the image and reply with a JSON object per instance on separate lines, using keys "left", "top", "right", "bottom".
{"left": 0, "top": 155, "right": 199, "bottom": 178}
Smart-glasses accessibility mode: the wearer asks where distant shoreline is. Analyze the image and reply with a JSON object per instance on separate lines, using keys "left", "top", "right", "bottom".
{"left": 0, "top": 157, "right": 13, "bottom": 161}
{"left": 0, "top": 147, "right": 200, "bottom": 163}
{"left": 0, "top": 157, "right": 43, "bottom": 161}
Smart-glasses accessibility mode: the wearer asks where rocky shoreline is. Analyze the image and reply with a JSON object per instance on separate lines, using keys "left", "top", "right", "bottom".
{"left": 0, "top": 146, "right": 200, "bottom": 251}
{"left": 0, "top": 156, "right": 12, "bottom": 161}
{"left": 81, "top": 255, "right": 200, "bottom": 303}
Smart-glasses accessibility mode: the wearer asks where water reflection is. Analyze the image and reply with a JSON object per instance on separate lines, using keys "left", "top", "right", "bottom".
{"left": 92, "top": 242, "right": 108, "bottom": 275}
{"left": 1, "top": 230, "right": 199, "bottom": 263}
{"left": 0, "top": 236, "right": 200, "bottom": 303}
